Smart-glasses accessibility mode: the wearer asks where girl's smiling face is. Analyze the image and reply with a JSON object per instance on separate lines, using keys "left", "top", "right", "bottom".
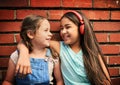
{"left": 60, "top": 17, "right": 80, "bottom": 46}
{"left": 32, "top": 19, "right": 52, "bottom": 48}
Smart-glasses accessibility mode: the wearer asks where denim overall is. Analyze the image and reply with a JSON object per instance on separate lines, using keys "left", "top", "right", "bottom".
{"left": 16, "top": 49, "right": 52, "bottom": 85}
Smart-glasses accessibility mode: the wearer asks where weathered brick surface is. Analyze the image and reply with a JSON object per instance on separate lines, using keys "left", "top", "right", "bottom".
{"left": 0, "top": 22, "right": 21, "bottom": 32}
{"left": 93, "top": 22, "right": 120, "bottom": 31}
{"left": 0, "top": 10, "right": 14, "bottom": 20}
{"left": 30, "top": 0, "right": 61, "bottom": 7}
{"left": 81, "top": 10, "right": 110, "bottom": 20}
{"left": 16, "top": 10, "right": 47, "bottom": 19}
{"left": 93, "top": 0, "right": 120, "bottom": 8}
{"left": 111, "top": 11, "right": 120, "bottom": 20}
{"left": 62, "top": 0, "right": 92, "bottom": 8}
{"left": 0, "top": 0, "right": 28, "bottom": 7}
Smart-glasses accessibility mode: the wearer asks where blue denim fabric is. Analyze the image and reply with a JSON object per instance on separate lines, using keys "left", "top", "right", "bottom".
{"left": 16, "top": 49, "right": 51, "bottom": 85}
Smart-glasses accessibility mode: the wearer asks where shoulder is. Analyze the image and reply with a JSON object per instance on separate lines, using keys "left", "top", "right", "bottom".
{"left": 10, "top": 50, "right": 18, "bottom": 56}
{"left": 50, "top": 40, "right": 60, "bottom": 54}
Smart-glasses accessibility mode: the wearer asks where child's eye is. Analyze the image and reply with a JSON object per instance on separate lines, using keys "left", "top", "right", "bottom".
{"left": 66, "top": 26, "right": 70, "bottom": 29}
{"left": 60, "top": 27, "right": 63, "bottom": 30}
{"left": 44, "top": 28, "right": 48, "bottom": 31}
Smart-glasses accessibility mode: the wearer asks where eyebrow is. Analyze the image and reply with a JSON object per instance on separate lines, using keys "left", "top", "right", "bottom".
{"left": 60, "top": 24, "right": 71, "bottom": 27}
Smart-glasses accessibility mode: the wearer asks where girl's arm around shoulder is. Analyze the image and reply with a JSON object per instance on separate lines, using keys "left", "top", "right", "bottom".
{"left": 50, "top": 40, "right": 60, "bottom": 54}
{"left": 53, "top": 58, "right": 64, "bottom": 85}
{"left": 16, "top": 40, "right": 59, "bottom": 75}
{"left": 2, "top": 59, "right": 16, "bottom": 85}
{"left": 16, "top": 41, "right": 32, "bottom": 75}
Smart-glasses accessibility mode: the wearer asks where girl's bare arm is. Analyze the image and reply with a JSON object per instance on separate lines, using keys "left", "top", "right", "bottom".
{"left": 50, "top": 40, "right": 60, "bottom": 54}
{"left": 54, "top": 59, "right": 64, "bottom": 85}
{"left": 2, "top": 59, "right": 15, "bottom": 85}
{"left": 16, "top": 41, "right": 32, "bottom": 74}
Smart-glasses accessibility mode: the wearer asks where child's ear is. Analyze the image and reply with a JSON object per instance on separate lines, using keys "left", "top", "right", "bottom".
{"left": 27, "top": 30, "right": 35, "bottom": 39}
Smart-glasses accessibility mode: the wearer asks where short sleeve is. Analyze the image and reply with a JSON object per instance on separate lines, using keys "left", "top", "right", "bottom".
{"left": 10, "top": 50, "right": 19, "bottom": 64}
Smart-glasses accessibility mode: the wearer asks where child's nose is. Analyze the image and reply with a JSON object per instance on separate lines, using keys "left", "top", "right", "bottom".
{"left": 61, "top": 28, "right": 67, "bottom": 34}
{"left": 49, "top": 31, "right": 53, "bottom": 37}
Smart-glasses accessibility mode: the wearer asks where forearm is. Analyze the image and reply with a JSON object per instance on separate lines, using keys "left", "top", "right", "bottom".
{"left": 17, "top": 41, "right": 29, "bottom": 54}
{"left": 56, "top": 81, "right": 64, "bottom": 85}
{"left": 16, "top": 41, "right": 31, "bottom": 74}
{"left": 54, "top": 60, "right": 64, "bottom": 85}
{"left": 50, "top": 40, "right": 60, "bottom": 54}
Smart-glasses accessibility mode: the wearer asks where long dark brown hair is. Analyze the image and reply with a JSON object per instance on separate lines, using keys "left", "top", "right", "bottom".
{"left": 60, "top": 11, "right": 111, "bottom": 85}
{"left": 20, "top": 15, "right": 45, "bottom": 52}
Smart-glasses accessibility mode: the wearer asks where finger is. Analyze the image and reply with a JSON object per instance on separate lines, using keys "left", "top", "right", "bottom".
{"left": 19, "top": 65, "right": 25, "bottom": 79}
{"left": 27, "top": 66, "right": 32, "bottom": 74}
{"left": 23, "top": 66, "right": 27, "bottom": 75}
{"left": 15, "top": 64, "right": 20, "bottom": 75}
{"left": 19, "top": 65, "right": 23, "bottom": 74}
{"left": 30, "top": 66, "right": 32, "bottom": 74}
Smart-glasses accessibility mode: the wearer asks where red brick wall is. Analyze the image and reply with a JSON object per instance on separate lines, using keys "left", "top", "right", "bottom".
{"left": 0, "top": 0, "right": 120, "bottom": 84}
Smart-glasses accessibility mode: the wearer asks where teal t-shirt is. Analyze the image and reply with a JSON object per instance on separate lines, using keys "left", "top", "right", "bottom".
{"left": 60, "top": 41, "right": 91, "bottom": 85}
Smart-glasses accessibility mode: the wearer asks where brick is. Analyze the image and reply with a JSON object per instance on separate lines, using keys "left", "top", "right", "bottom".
{"left": 0, "top": 46, "right": 16, "bottom": 56}
{"left": 81, "top": 10, "right": 110, "bottom": 20}
{"left": 95, "top": 33, "right": 108, "bottom": 42}
{"left": 0, "top": 70, "right": 7, "bottom": 81}
{"left": 0, "top": 22, "right": 21, "bottom": 32}
{"left": 93, "top": 22, "right": 120, "bottom": 31}
{"left": 30, "top": 0, "right": 61, "bottom": 7}
{"left": 50, "top": 21, "right": 60, "bottom": 31}
{"left": 62, "top": 0, "right": 92, "bottom": 8}
{"left": 100, "top": 45, "right": 119, "bottom": 54}
{"left": 0, "top": 34, "right": 14, "bottom": 44}
{"left": 16, "top": 10, "right": 47, "bottom": 19}
{"left": 0, "top": 10, "right": 14, "bottom": 20}
{"left": 109, "top": 56, "right": 120, "bottom": 65}
{"left": 110, "top": 33, "right": 120, "bottom": 42}
{"left": 108, "top": 67, "right": 119, "bottom": 76}
{"left": 48, "top": 10, "right": 63, "bottom": 20}
{"left": 15, "top": 34, "right": 21, "bottom": 43}
{"left": 0, "top": 71, "right": 1, "bottom": 80}
{"left": 0, "top": 58, "right": 9, "bottom": 67}
{"left": 111, "top": 78, "right": 120, "bottom": 85}
{"left": 0, "top": 34, "right": 20, "bottom": 44}
{"left": 104, "top": 56, "right": 109, "bottom": 64}
{"left": 0, "top": 0, "right": 28, "bottom": 7}
{"left": 111, "top": 11, "right": 120, "bottom": 20}
{"left": 93, "top": 0, "right": 120, "bottom": 8}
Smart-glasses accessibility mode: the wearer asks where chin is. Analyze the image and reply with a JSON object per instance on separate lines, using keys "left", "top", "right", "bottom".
{"left": 46, "top": 43, "right": 50, "bottom": 47}
{"left": 64, "top": 41, "right": 71, "bottom": 44}
{"left": 44, "top": 45, "right": 49, "bottom": 48}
